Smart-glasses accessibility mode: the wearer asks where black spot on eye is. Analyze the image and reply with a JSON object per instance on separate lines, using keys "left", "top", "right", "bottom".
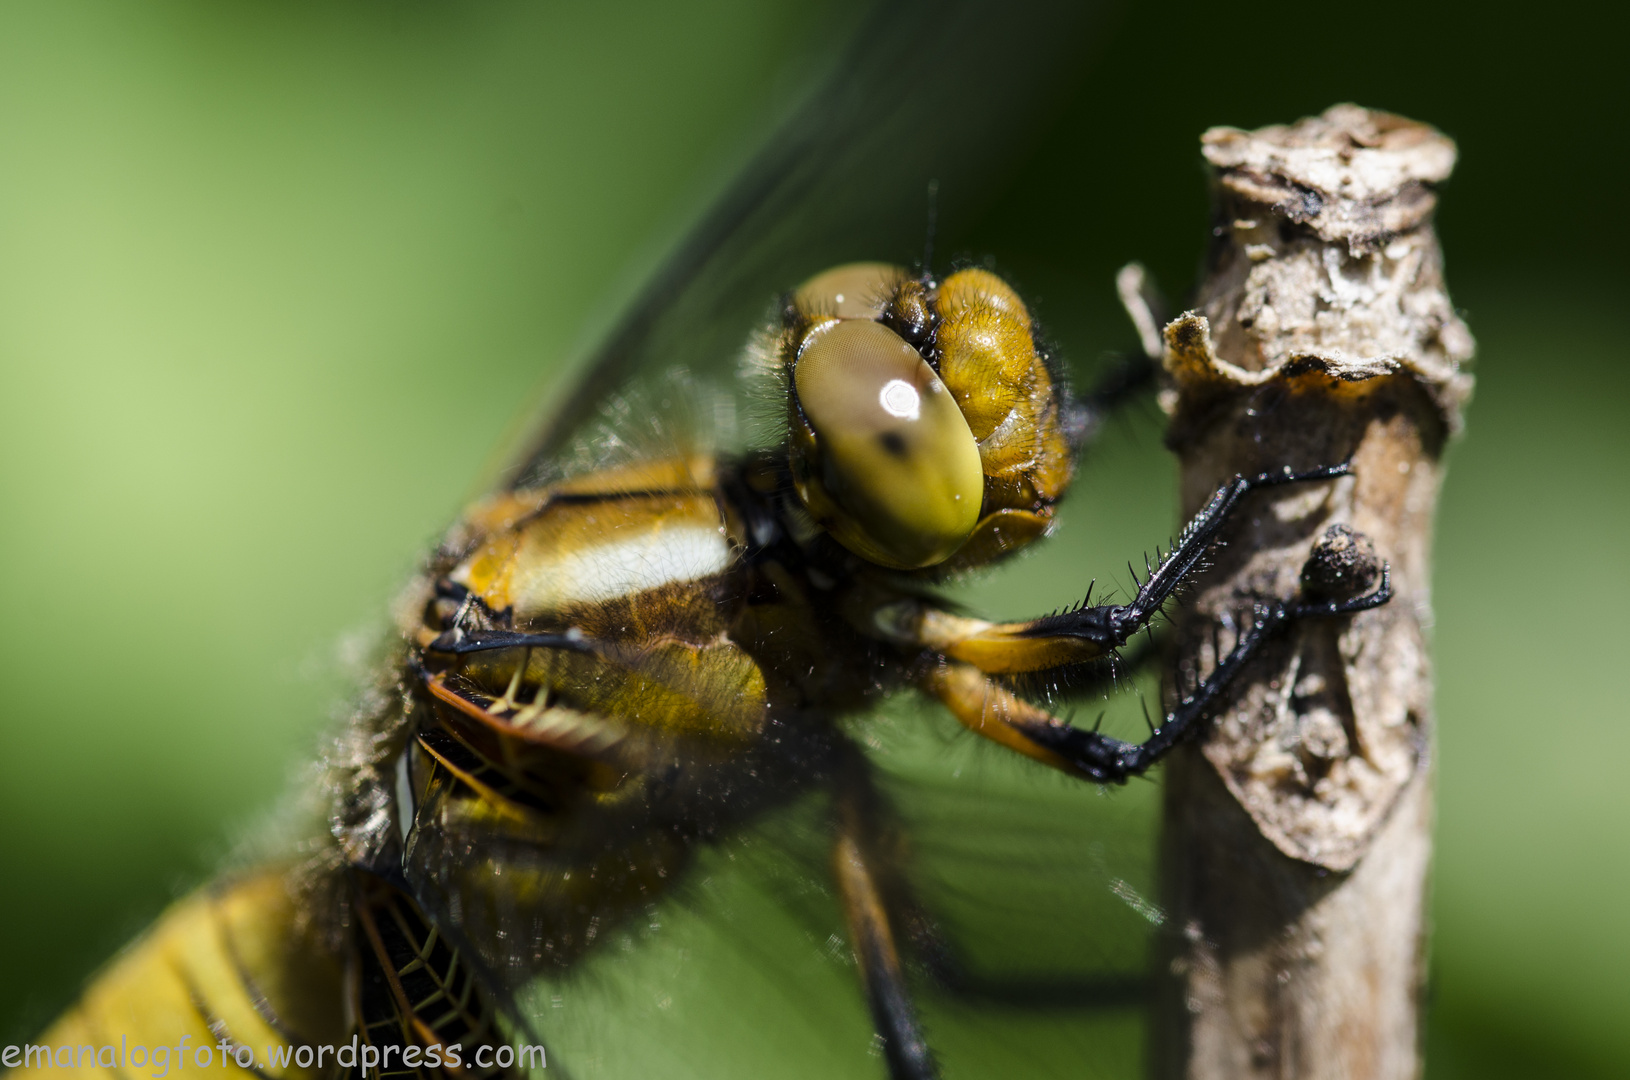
{"left": 878, "top": 431, "right": 909, "bottom": 458}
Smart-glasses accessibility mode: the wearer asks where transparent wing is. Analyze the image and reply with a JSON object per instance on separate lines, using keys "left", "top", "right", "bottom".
{"left": 402, "top": 1, "right": 1168, "bottom": 1074}
{"left": 504, "top": 0, "right": 1103, "bottom": 489}
{"left": 507, "top": 690, "right": 1165, "bottom": 1080}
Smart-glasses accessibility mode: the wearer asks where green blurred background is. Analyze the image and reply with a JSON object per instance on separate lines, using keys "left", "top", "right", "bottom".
{"left": 1, "top": 1, "right": 1625, "bottom": 1077}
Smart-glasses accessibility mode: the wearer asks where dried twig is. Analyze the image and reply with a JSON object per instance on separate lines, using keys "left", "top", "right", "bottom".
{"left": 1149, "top": 105, "right": 1474, "bottom": 1080}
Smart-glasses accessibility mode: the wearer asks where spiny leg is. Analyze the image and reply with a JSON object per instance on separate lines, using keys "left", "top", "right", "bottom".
{"left": 829, "top": 719, "right": 1163, "bottom": 1014}
{"left": 1046, "top": 256, "right": 1178, "bottom": 464}
{"left": 1066, "top": 348, "right": 1158, "bottom": 450}
{"left": 875, "top": 463, "right": 1353, "bottom": 675}
{"left": 1067, "top": 261, "right": 1165, "bottom": 448}
{"left": 915, "top": 617, "right": 1212, "bottom": 779}
{"left": 830, "top": 756, "right": 939, "bottom": 1080}
{"left": 922, "top": 563, "right": 1390, "bottom": 785}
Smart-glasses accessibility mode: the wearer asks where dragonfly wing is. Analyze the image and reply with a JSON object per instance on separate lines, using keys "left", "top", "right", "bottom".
{"left": 506, "top": 0, "right": 1103, "bottom": 490}
{"left": 393, "top": 0, "right": 1155, "bottom": 1068}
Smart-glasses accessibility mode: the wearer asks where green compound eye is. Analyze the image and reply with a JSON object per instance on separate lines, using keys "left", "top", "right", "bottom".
{"left": 792, "top": 262, "right": 907, "bottom": 321}
{"left": 793, "top": 319, "right": 983, "bottom": 569}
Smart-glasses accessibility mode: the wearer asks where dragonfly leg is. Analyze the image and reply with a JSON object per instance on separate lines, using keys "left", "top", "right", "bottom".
{"left": 1068, "top": 258, "right": 1166, "bottom": 449}
{"left": 1066, "top": 348, "right": 1158, "bottom": 450}
{"left": 874, "top": 464, "right": 1354, "bottom": 675}
{"left": 920, "top": 566, "right": 1390, "bottom": 785}
{"left": 831, "top": 760, "right": 939, "bottom": 1080}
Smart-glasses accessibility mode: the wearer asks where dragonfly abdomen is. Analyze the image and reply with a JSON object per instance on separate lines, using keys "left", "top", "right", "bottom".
{"left": 17, "top": 869, "right": 346, "bottom": 1080}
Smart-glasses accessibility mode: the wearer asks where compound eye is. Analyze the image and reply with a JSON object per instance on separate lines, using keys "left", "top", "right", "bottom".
{"left": 793, "top": 262, "right": 908, "bottom": 320}
{"left": 794, "top": 320, "right": 983, "bottom": 568}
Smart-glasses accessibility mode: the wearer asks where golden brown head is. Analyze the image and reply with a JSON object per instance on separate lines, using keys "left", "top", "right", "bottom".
{"left": 779, "top": 262, "right": 1075, "bottom": 571}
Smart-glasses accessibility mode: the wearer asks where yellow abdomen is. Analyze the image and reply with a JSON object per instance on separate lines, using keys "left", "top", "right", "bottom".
{"left": 15, "top": 868, "right": 345, "bottom": 1079}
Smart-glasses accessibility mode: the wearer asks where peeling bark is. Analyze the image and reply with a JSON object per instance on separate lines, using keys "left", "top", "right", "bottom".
{"left": 1150, "top": 105, "right": 1473, "bottom": 1080}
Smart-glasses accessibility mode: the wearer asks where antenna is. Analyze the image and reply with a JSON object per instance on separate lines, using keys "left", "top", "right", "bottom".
{"left": 922, "top": 178, "right": 940, "bottom": 278}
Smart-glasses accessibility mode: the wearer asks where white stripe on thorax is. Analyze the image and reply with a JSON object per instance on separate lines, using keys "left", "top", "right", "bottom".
{"left": 513, "top": 525, "right": 731, "bottom": 612}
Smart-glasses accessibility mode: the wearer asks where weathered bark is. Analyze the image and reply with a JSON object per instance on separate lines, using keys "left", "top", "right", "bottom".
{"left": 1149, "top": 105, "right": 1474, "bottom": 1080}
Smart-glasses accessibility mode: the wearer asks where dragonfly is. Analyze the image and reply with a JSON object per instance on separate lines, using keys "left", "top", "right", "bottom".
{"left": 16, "top": 3, "right": 1389, "bottom": 1078}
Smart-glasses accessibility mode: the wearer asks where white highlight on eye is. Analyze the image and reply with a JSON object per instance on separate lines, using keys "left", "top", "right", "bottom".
{"left": 514, "top": 526, "right": 732, "bottom": 611}
{"left": 879, "top": 378, "right": 921, "bottom": 420}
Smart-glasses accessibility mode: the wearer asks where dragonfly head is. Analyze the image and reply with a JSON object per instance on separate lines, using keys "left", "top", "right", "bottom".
{"left": 782, "top": 262, "right": 1075, "bottom": 571}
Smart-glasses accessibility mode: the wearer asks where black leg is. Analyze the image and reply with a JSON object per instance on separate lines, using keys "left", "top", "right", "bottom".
{"left": 1013, "top": 628, "right": 1164, "bottom": 709}
{"left": 1017, "top": 566, "right": 1391, "bottom": 783}
{"left": 831, "top": 757, "right": 939, "bottom": 1080}
{"left": 1065, "top": 350, "right": 1158, "bottom": 449}
{"left": 1021, "top": 463, "right": 1354, "bottom": 656}
{"left": 884, "top": 466, "right": 1354, "bottom": 679}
